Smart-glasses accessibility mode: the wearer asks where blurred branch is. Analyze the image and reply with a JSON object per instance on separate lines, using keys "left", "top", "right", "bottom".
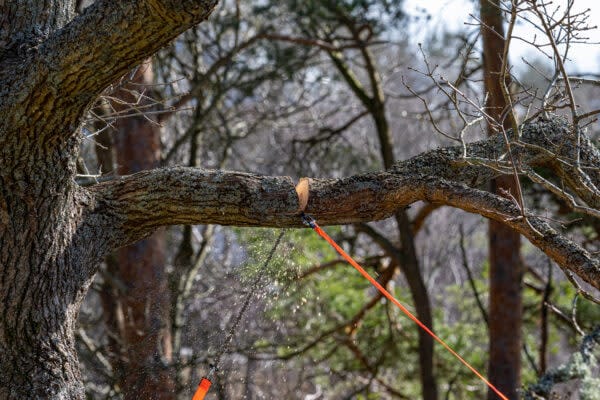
{"left": 411, "top": 203, "right": 441, "bottom": 235}
{"left": 458, "top": 224, "right": 488, "bottom": 325}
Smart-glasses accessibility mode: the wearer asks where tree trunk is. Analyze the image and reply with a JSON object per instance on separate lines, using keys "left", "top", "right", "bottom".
{"left": 480, "top": 1, "right": 523, "bottom": 399}
{"left": 371, "top": 59, "right": 438, "bottom": 400}
{"left": 376, "top": 93, "right": 438, "bottom": 400}
{"left": 329, "top": 43, "right": 438, "bottom": 400}
{"left": 0, "top": 2, "right": 217, "bottom": 397}
{"left": 109, "top": 63, "right": 175, "bottom": 399}
{"left": 0, "top": 1, "right": 77, "bottom": 50}
{"left": 0, "top": 178, "right": 98, "bottom": 398}
{"left": 0, "top": 2, "right": 97, "bottom": 398}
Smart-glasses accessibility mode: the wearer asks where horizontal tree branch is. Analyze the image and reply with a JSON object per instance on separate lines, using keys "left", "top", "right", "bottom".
{"left": 91, "top": 171, "right": 599, "bottom": 292}
{"left": 91, "top": 167, "right": 302, "bottom": 239}
{"left": 88, "top": 117, "right": 599, "bottom": 288}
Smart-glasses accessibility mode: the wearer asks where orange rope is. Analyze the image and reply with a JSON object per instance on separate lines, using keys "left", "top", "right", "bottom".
{"left": 192, "top": 377, "right": 212, "bottom": 400}
{"left": 310, "top": 221, "right": 508, "bottom": 400}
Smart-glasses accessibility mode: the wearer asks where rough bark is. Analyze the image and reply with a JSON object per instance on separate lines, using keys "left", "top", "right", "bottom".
{"left": 0, "top": 0, "right": 218, "bottom": 149}
{"left": 480, "top": 1, "right": 522, "bottom": 398}
{"left": 0, "top": 1, "right": 77, "bottom": 52}
{"left": 0, "top": 178, "right": 111, "bottom": 398}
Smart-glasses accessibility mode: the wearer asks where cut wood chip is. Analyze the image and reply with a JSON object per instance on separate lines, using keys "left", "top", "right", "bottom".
{"left": 295, "top": 178, "right": 310, "bottom": 213}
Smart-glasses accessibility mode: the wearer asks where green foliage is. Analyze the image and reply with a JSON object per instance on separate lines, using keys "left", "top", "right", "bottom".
{"left": 233, "top": 225, "right": 600, "bottom": 398}
{"left": 525, "top": 328, "right": 600, "bottom": 400}
{"left": 237, "top": 226, "right": 423, "bottom": 395}
{"left": 552, "top": 280, "right": 600, "bottom": 333}
{"left": 436, "top": 280, "right": 489, "bottom": 398}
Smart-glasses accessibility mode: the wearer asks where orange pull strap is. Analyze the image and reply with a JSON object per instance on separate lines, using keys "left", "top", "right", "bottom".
{"left": 192, "top": 377, "right": 212, "bottom": 400}
{"left": 309, "top": 220, "right": 509, "bottom": 400}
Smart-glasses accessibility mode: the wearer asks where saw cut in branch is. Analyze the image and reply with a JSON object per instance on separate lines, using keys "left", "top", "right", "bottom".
{"left": 92, "top": 174, "right": 599, "bottom": 290}
{"left": 295, "top": 178, "right": 310, "bottom": 214}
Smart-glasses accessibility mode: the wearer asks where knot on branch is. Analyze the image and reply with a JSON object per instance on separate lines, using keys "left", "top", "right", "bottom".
{"left": 0, "top": 28, "right": 45, "bottom": 61}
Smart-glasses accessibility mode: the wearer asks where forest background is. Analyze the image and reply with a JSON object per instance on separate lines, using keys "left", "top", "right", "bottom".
{"left": 2, "top": 0, "right": 599, "bottom": 399}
